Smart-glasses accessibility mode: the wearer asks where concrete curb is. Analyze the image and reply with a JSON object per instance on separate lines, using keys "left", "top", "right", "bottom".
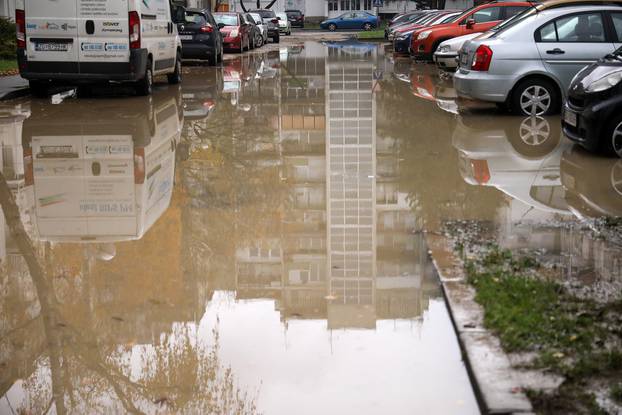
{"left": 425, "top": 232, "right": 534, "bottom": 415}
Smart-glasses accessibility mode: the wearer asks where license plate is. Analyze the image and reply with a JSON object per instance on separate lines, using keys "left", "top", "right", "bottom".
{"left": 563, "top": 108, "right": 577, "bottom": 127}
{"left": 35, "top": 42, "right": 69, "bottom": 52}
{"left": 180, "top": 35, "right": 193, "bottom": 40}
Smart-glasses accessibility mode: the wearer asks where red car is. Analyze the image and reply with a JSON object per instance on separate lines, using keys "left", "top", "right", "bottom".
{"left": 214, "top": 12, "right": 253, "bottom": 52}
{"left": 409, "top": 1, "right": 531, "bottom": 61}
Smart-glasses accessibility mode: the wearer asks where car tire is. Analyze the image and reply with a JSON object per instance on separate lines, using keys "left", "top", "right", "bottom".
{"left": 605, "top": 114, "right": 622, "bottom": 158}
{"left": 29, "top": 80, "right": 49, "bottom": 98}
{"left": 135, "top": 59, "right": 153, "bottom": 96}
{"left": 218, "top": 44, "right": 224, "bottom": 63}
{"left": 273, "top": 34, "right": 280, "bottom": 43}
{"left": 328, "top": 23, "right": 337, "bottom": 31}
{"left": 167, "top": 53, "right": 182, "bottom": 85}
{"left": 506, "top": 116, "right": 561, "bottom": 159}
{"left": 363, "top": 23, "right": 372, "bottom": 31}
{"left": 511, "top": 78, "right": 560, "bottom": 116}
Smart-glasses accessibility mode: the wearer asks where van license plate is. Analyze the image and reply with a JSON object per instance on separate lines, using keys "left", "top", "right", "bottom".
{"left": 460, "top": 53, "right": 468, "bottom": 66}
{"left": 35, "top": 42, "right": 69, "bottom": 52}
{"left": 180, "top": 35, "right": 193, "bottom": 40}
{"left": 563, "top": 108, "right": 577, "bottom": 127}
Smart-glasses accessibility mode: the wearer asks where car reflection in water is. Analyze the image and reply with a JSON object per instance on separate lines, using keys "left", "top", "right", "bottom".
{"left": 21, "top": 88, "right": 182, "bottom": 244}
{"left": 561, "top": 146, "right": 622, "bottom": 219}
{"left": 453, "top": 114, "right": 571, "bottom": 218}
{"left": 409, "top": 66, "right": 460, "bottom": 114}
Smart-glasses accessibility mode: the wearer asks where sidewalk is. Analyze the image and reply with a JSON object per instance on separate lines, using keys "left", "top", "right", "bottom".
{"left": 0, "top": 75, "right": 29, "bottom": 100}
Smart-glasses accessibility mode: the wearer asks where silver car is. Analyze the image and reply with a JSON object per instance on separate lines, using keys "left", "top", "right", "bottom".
{"left": 454, "top": 2, "right": 622, "bottom": 116}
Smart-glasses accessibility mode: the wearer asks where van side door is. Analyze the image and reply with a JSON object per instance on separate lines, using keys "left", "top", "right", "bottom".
{"left": 141, "top": 0, "right": 176, "bottom": 74}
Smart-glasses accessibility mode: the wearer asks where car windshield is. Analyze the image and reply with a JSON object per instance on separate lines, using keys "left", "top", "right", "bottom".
{"left": 286, "top": 11, "right": 302, "bottom": 16}
{"left": 441, "top": 13, "right": 462, "bottom": 24}
{"left": 252, "top": 9, "right": 276, "bottom": 18}
{"left": 250, "top": 13, "right": 262, "bottom": 23}
{"left": 489, "top": 6, "right": 538, "bottom": 36}
{"left": 214, "top": 14, "right": 238, "bottom": 26}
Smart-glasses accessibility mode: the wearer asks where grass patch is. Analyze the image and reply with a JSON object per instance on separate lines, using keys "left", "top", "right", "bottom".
{"left": 465, "top": 245, "right": 622, "bottom": 412}
{"left": 357, "top": 29, "right": 385, "bottom": 39}
{"left": 0, "top": 59, "right": 17, "bottom": 72}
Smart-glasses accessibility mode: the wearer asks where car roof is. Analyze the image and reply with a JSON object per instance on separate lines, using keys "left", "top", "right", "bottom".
{"left": 535, "top": 0, "right": 622, "bottom": 8}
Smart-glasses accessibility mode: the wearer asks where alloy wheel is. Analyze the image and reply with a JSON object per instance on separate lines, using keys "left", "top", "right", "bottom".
{"left": 519, "top": 116, "right": 550, "bottom": 146}
{"left": 363, "top": 23, "right": 372, "bottom": 31}
{"left": 612, "top": 120, "right": 622, "bottom": 158}
{"left": 519, "top": 85, "right": 551, "bottom": 116}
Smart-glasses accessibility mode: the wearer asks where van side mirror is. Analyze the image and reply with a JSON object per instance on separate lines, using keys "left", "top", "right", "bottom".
{"left": 466, "top": 18, "right": 475, "bottom": 29}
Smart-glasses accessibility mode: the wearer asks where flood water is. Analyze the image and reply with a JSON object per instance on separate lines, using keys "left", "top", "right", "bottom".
{"left": 0, "top": 40, "right": 620, "bottom": 414}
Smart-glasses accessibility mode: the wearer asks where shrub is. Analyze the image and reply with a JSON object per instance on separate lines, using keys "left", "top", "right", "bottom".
{"left": 0, "top": 18, "right": 16, "bottom": 60}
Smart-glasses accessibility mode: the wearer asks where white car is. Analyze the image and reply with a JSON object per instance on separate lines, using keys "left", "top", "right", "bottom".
{"left": 249, "top": 12, "right": 269, "bottom": 44}
{"left": 434, "top": 33, "right": 482, "bottom": 70}
{"left": 16, "top": 0, "right": 184, "bottom": 96}
{"left": 276, "top": 12, "right": 292, "bottom": 35}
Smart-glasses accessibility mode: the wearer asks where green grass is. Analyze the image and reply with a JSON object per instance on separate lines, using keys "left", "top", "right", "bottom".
{"left": 357, "top": 29, "right": 385, "bottom": 39}
{"left": 464, "top": 245, "right": 622, "bottom": 412}
{"left": 0, "top": 59, "right": 17, "bottom": 73}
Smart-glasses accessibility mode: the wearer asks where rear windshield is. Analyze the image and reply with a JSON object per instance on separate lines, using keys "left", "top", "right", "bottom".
{"left": 184, "top": 11, "right": 207, "bottom": 25}
{"left": 286, "top": 10, "right": 302, "bottom": 16}
{"left": 252, "top": 9, "right": 276, "bottom": 18}
{"left": 215, "top": 14, "right": 239, "bottom": 26}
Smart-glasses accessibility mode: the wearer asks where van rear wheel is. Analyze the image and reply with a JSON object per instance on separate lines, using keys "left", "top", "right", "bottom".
{"left": 29, "top": 80, "right": 49, "bottom": 98}
{"left": 167, "top": 53, "right": 182, "bottom": 85}
{"left": 136, "top": 60, "right": 153, "bottom": 96}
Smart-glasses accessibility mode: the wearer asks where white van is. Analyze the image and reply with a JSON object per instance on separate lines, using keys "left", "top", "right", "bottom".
{"left": 15, "top": 0, "right": 184, "bottom": 96}
{"left": 21, "top": 87, "right": 182, "bottom": 242}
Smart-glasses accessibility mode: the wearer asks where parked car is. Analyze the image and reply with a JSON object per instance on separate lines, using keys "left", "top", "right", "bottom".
{"left": 385, "top": 10, "right": 435, "bottom": 39}
{"left": 177, "top": 8, "right": 224, "bottom": 65}
{"left": 388, "top": 10, "right": 442, "bottom": 41}
{"left": 215, "top": 12, "right": 253, "bottom": 53}
{"left": 434, "top": 33, "right": 483, "bottom": 70}
{"left": 250, "top": 9, "right": 280, "bottom": 43}
{"left": 562, "top": 47, "right": 622, "bottom": 157}
{"left": 393, "top": 12, "right": 461, "bottom": 54}
{"left": 320, "top": 12, "right": 379, "bottom": 31}
{"left": 16, "top": 0, "right": 184, "bottom": 96}
{"left": 276, "top": 12, "right": 292, "bottom": 35}
{"left": 410, "top": 1, "right": 531, "bottom": 61}
{"left": 249, "top": 12, "right": 269, "bottom": 45}
{"left": 286, "top": 9, "right": 305, "bottom": 28}
{"left": 455, "top": 1, "right": 622, "bottom": 116}
{"left": 245, "top": 13, "right": 265, "bottom": 48}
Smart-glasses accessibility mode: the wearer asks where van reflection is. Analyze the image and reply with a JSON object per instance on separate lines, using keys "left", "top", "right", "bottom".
{"left": 21, "top": 88, "right": 182, "bottom": 242}
{"left": 561, "top": 146, "right": 622, "bottom": 219}
{"left": 453, "top": 115, "right": 571, "bottom": 216}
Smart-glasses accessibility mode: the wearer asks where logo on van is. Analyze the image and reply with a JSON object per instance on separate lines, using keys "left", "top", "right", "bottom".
{"left": 81, "top": 42, "right": 104, "bottom": 51}
{"left": 61, "top": 23, "right": 77, "bottom": 31}
{"left": 103, "top": 22, "right": 120, "bottom": 27}
{"left": 26, "top": 23, "right": 37, "bottom": 29}
{"left": 44, "top": 22, "right": 60, "bottom": 30}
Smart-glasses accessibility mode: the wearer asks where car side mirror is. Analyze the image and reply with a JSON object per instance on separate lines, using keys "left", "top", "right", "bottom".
{"left": 466, "top": 18, "right": 475, "bottom": 29}
{"left": 218, "top": 22, "right": 225, "bottom": 29}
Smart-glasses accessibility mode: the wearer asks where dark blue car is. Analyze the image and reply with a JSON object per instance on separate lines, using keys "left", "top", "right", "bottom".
{"left": 320, "top": 12, "right": 379, "bottom": 31}
{"left": 393, "top": 31, "right": 414, "bottom": 54}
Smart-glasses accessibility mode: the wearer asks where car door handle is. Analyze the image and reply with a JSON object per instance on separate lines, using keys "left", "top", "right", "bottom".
{"left": 546, "top": 48, "right": 565, "bottom": 55}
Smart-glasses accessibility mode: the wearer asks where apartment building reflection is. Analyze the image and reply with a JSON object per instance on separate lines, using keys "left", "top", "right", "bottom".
{"left": 235, "top": 43, "right": 438, "bottom": 329}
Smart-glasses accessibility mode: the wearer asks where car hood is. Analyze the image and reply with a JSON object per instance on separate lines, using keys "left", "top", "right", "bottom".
{"left": 570, "top": 59, "right": 622, "bottom": 94}
{"left": 439, "top": 32, "right": 483, "bottom": 51}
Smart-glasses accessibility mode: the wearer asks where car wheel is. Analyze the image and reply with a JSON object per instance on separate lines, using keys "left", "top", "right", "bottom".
{"left": 167, "top": 53, "right": 182, "bottom": 84}
{"left": 29, "top": 80, "right": 49, "bottom": 98}
{"left": 274, "top": 34, "right": 280, "bottom": 43}
{"left": 511, "top": 78, "right": 560, "bottom": 116}
{"left": 218, "top": 44, "right": 224, "bottom": 63}
{"left": 136, "top": 59, "right": 153, "bottom": 96}
{"left": 506, "top": 116, "right": 560, "bottom": 159}
{"left": 363, "top": 23, "right": 372, "bottom": 31}
{"left": 606, "top": 114, "right": 622, "bottom": 158}
{"left": 328, "top": 23, "right": 337, "bottom": 31}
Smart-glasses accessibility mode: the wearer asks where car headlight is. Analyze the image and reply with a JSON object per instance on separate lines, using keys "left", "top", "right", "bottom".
{"left": 437, "top": 45, "right": 450, "bottom": 53}
{"left": 230, "top": 29, "right": 239, "bottom": 37}
{"left": 586, "top": 69, "right": 622, "bottom": 93}
{"left": 417, "top": 30, "right": 431, "bottom": 40}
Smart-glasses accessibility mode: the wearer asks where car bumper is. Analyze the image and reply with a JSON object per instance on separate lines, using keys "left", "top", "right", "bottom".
{"left": 223, "top": 36, "right": 242, "bottom": 49}
{"left": 289, "top": 21, "right": 304, "bottom": 27}
{"left": 181, "top": 42, "right": 216, "bottom": 59}
{"left": 268, "top": 28, "right": 279, "bottom": 37}
{"left": 278, "top": 26, "right": 288, "bottom": 33}
{"left": 561, "top": 102, "right": 602, "bottom": 152}
{"left": 17, "top": 48, "right": 148, "bottom": 82}
{"left": 434, "top": 52, "right": 458, "bottom": 69}
{"left": 453, "top": 69, "right": 514, "bottom": 103}
{"left": 393, "top": 38, "right": 410, "bottom": 54}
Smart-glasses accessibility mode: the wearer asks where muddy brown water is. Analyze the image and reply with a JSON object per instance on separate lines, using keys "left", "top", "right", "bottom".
{"left": 0, "top": 40, "right": 620, "bottom": 414}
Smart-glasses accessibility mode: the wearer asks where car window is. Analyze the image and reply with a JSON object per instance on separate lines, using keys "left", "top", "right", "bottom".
{"left": 250, "top": 13, "right": 262, "bottom": 23}
{"left": 472, "top": 7, "right": 502, "bottom": 23}
{"left": 537, "top": 12, "right": 606, "bottom": 42}
{"left": 184, "top": 11, "right": 207, "bottom": 25}
{"left": 612, "top": 12, "right": 622, "bottom": 42}
{"left": 504, "top": 6, "right": 527, "bottom": 19}
{"left": 214, "top": 14, "right": 238, "bottom": 26}
{"left": 245, "top": 14, "right": 256, "bottom": 24}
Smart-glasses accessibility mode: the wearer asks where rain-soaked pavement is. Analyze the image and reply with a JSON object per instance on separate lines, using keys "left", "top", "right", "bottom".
{"left": 0, "top": 40, "right": 620, "bottom": 414}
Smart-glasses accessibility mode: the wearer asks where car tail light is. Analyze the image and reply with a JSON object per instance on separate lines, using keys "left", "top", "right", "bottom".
{"left": 129, "top": 11, "right": 141, "bottom": 49}
{"left": 24, "top": 147, "right": 33, "bottom": 186}
{"left": 470, "top": 159, "right": 490, "bottom": 184}
{"left": 271, "top": 19, "right": 278, "bottom": 24}
{"left": 200, "top": 24, "right": 213, "bottom": 33}
{"left": 134, "top": 147, "right": 145, "bottom": 184}
{"left": 16, "top": 9, "right": 26, "bottom": 49}
{"left": 472, "top": 45, "right": 493, "bottom": 72}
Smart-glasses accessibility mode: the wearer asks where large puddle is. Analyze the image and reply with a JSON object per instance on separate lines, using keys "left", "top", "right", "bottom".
{"left": 0, "top": 40, "right": 620, "bottom": 414}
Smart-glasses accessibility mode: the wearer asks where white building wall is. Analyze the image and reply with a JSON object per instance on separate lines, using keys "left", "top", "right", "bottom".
{"left": 0, "top": 0, "right": 15, "bottom": 20}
